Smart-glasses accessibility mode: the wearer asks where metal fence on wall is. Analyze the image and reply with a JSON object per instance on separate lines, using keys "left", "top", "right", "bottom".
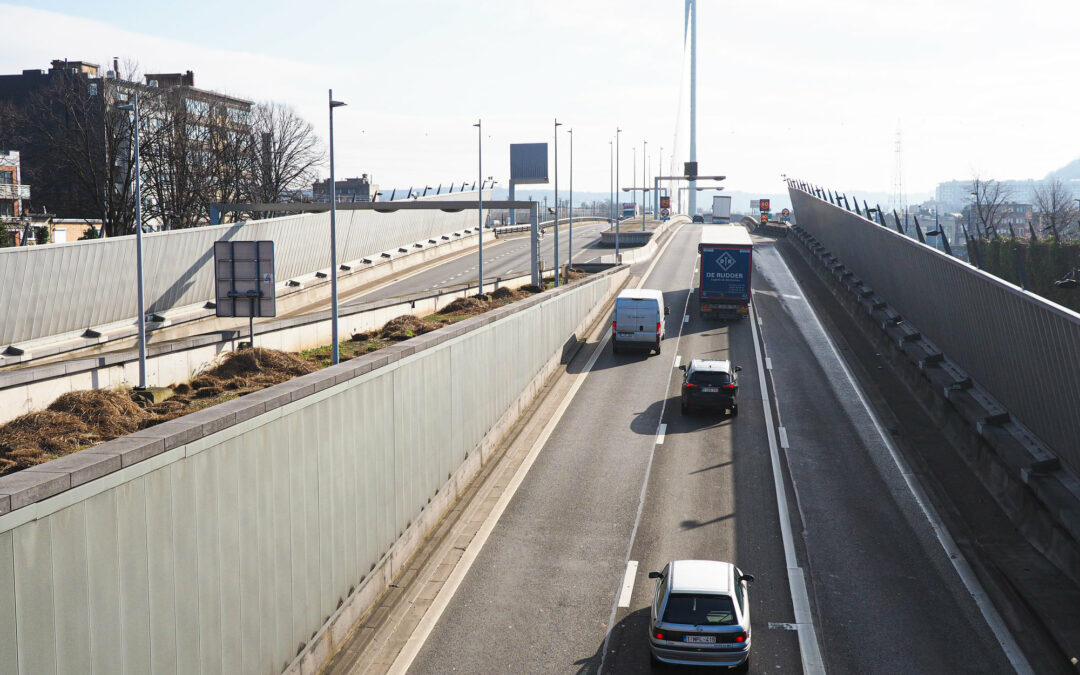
{"left": 789, "top": 186, "right": 1080, "bottom": 477}
{"left": 0, "top": 268, "right": 623, "bottom": 675}
{"left": 0, "top": 191, "right": 489, "bottom": 347}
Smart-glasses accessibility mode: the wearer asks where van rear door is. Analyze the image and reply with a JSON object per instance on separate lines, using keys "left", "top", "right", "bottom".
{"left": 616, "top": 298, "right": 660, "bottom": 343}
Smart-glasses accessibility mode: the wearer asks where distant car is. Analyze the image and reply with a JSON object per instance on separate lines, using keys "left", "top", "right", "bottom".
{"left": 680, "top": 359, "right": 740, "bottom": 415}
{"left": 648, "top": 560, "right": 754, "bottom": 670}
{"left": 692, "top": 215, "right": 705, "bottom": 223}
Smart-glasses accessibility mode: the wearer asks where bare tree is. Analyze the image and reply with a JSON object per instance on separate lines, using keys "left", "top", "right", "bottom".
{"left": 970, "top": 177, "right": 1011, "bottom": 239}
{"left": 13, "top": 74, "right": 137, "bottom": 235}
{"left": 1032, "top": 176, "right": 1079, "bottom": 242}
{"left": 247, "top": 101, "right": 323, "bottom": 212}
{"left": 139, "top": 87, "right": 225, "bottom": 228}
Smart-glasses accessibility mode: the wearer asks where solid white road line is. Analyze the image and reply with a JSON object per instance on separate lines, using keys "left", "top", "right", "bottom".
{"left": 776, "top": 261, "right": 1034, "bottom": 674}
{"left": 388, "top": 320, "right": 613, "bottom": 675}
{"left": 656, "top": 424, "right": 667, "bottom": 446}
{"left": 617, "top": 561, "right": 639, "bottom": 608}
{"left": 750, "top": 303, "right": 826, "bottom": 675}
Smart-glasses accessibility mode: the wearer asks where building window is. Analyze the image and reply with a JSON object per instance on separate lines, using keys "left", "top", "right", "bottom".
{"left": 89, "top": 83, "right": 98, "bottom": 96}
{"left": 0, "top": 171, "right": 12, "bottom": 185}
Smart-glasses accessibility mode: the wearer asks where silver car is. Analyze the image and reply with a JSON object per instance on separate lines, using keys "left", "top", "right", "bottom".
{"left": 648, "top": 560, "right": 754, "bottom": 670}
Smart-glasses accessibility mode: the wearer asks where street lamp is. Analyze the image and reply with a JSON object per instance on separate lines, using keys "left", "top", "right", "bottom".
{"left": 609, "top": 138, "right": 614, "bottom": 237}
{"left": 567, "top": 127, "right": 573, "bottom": 281}
{"left": 642, "top": 139, "right": 647, "bottom": 231}
{"left": 474, "top": 119, "right": 484, "bottom": 296}
{"left": 615, "top": 127, "right": 622, "bottom": 261}
{"left": 554, "top": 118, "right": 563, "bottom": 287}
{"left": 328, "top": 89, "right": 346, "bottom": 365}
{"left": 117, "top": 92, "right": 146, "bottom": 388}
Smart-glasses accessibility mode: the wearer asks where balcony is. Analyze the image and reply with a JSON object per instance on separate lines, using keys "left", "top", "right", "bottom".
{"left": 0, "top": 184, "right": 31, "bottom": 200}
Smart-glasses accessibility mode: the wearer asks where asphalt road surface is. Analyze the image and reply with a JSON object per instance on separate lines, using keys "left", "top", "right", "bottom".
{"left": 343, "top": 220, "right": 616, "bottom": 305}
{"left": 400, "top": 223, "right": 1019, "bottom": 673}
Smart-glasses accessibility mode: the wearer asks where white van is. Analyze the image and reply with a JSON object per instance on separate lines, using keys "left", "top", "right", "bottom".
{"left": 612, "top": 288, "right": 669, "bottom": 355}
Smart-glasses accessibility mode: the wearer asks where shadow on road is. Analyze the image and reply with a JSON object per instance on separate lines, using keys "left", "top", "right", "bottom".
{"left": 572, "top": 606, "right": 738, "bottom": 674}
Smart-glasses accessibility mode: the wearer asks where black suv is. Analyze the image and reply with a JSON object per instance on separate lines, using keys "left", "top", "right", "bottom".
{"left": 692, "top": 215, "right": 705, "bottom": 223}
{"left": 680, "top": 359, "right": 740, "bottom": 415}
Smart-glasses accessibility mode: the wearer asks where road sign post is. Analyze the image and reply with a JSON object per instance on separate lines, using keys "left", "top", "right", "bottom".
{"left": 214, "top": 240, "right": 277, "bottom": 348}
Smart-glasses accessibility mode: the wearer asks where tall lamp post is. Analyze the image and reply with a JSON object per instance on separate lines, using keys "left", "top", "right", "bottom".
{"left": 642, "top": 139, "right": 647, "bottom": 231}
{"left": 553, "top": 118, "right": 563, "bottom": 286}
{"left": 567, "top": 127, "right": 573, "bottom": 281}
{"left": 609, "top": 138, "right": 614, "bottom": 247}
{"left": 118, "top": 92, "right": 146, "bottom": 389}
{"left": 328, "top": 90, "right": 347, "bottom": 365}
{"left": 474, "top": 119, "right": 484, "bottom": 295}
{"left": 615, "top": 127, "right": 622, "bottom": 260}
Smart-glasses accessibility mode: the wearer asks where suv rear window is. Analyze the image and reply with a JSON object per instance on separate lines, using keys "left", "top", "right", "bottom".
{"left": 688, "top": 371, "right": 732, "bottom": 386}
{"left": 663, "top": 593, "right": 737, "bottom": 625}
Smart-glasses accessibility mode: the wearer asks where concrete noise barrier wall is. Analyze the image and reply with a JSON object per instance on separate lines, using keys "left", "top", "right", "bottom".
{"left": 789, "top": 187, "right": 1080, "bottom": 477}
{"left": 0, "top": 267, "right": 625, "bottom": 675}
{"left": 0, "top": 190, "right": 488, "bottom": 347}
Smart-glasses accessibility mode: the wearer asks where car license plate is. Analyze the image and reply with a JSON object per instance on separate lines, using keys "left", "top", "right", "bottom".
{"left": 619, "top": 332, "right": 633, "bottom": 338}
{"left": 702, "top": 387, "right": 719, "bottom": 393}
{"left": 685, "top": 635, "right": 716, "bottom": 644}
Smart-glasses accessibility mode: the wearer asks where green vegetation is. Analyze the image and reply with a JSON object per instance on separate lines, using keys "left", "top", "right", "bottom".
{"left": 978, "top": 238, "right": 1080, "bottom": 312}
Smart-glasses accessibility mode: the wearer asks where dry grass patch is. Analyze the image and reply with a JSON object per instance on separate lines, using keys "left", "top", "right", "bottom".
{"left": 0, "top": 277, "right": 584, "bottom": 477}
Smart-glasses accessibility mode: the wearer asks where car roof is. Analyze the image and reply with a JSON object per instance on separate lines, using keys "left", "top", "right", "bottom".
{"left": 688, "top": 359, "right": 731, "bottom": 373}
{"left": 669, "top": 560, "right": 733, "bottom": 594}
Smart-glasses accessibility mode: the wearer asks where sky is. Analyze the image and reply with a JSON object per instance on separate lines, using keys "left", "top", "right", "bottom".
{"left": 3, "top": 0, "right": 1079, "bottom": 200}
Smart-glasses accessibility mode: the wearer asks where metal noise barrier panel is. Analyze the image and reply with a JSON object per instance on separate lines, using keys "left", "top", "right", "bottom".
{"left": 0, "top": 269, "right": 622, "bottom": 674}
{"left": 0, "top": 191, "right": 488, "bottom": 347}
{"left": 789, "top": 188, "right": 1080, "bottom": 477}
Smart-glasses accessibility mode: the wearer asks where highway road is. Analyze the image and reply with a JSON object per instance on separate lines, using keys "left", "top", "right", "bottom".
{"left": 342, "top": 219, "right": 626, "bottom": 305}
{"left": 386, "top": 222, "right": 1018, "bottom": 673}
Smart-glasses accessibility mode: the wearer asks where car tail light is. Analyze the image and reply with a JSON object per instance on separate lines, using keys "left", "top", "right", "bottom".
{"left": 655, "top": 631, "right": 664, "bottom": 640}
{"left": 734, "top": 632, "right": 747, "bottom": 643}
{"left": 656, "top": 322, "right": 662, "bottom": 334}
{"left": 723, "top": 384, "right": 735, "bottom": 389}
{"left": 684, "top": 383, "right": 698, "bottom": 389}
{"left": 612, "top": 320, "right": 617, "bottom": 331}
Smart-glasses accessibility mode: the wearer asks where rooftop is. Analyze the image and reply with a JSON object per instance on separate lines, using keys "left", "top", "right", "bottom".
{"left": 669, "top": 560, "right": 733, "bottom": 594}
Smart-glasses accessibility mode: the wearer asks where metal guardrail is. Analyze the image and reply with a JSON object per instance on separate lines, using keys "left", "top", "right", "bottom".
{"left": 788, "top": 185, "right": 1080, "bottom": 478}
